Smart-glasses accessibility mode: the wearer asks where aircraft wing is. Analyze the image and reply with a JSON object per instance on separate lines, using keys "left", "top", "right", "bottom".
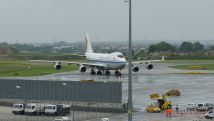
{"left": 29, "top": 60, "right": 107, "bottom": 68}
{"left": 65, "top": 61, "right": 108, "bottom": 68}
{"left": 131, "top": 56, "right": 165, "bottom": 64}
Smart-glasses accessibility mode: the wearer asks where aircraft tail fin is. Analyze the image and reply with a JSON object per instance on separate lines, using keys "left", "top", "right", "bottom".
{"left": 85, "top": 32, "right": 93, "bottom": 54}
{"left": 162, "top": 56, "right": 165, "bottom": 61}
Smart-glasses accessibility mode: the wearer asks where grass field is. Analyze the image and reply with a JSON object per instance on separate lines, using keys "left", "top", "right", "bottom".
{"left": 166, "top": 60, "right": 214, "bottom": 70}
{"left": 164, "top": 60, "right": 214, "bottom": 63}
{"left": 0, "top": 60, "right": 78, "bottom": 77}
{"left": 1, "top": 59, "right": 213, "bottom": 77}
{"left": 170, "top": 64, "right": 214, "bottom": 70}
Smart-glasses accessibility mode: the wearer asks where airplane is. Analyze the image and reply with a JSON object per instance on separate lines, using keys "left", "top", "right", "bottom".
{"left": 30, "top": 32, "right": 164, "bottom": 76}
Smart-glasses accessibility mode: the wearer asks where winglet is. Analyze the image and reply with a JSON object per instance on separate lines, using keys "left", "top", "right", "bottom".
{"left": 85, "top": 32, "right": 93, "bottom": 54}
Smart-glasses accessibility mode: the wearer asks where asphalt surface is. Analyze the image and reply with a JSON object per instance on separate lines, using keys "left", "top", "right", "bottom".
{"left": 0, "top": 106, "right": 113, "bottom": 121}
{"left": 1, "top": 62, "right": 214, "bottom": 121}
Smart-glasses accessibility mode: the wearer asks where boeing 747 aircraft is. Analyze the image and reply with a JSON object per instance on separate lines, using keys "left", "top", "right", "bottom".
{"left": 31, "top": 32, "right": 164, "bottom": 76}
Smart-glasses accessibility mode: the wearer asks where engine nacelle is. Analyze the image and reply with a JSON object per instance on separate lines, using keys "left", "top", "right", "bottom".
{"left": 54, "top": 63, "right": 62, "bottom": 70}
{"left": 147, "top": 63, "right": 153, "bottom": 70}
{"left": 79, "top": 65, "right": 86, "bottom": 73}
{"left": 132, "top": 66, "right": 139, "bottom": 72}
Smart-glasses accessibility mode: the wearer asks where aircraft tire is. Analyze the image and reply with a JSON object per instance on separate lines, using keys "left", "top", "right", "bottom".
{"left": 115, "top": 71, "right": 121, "bottom": 76}
{"left": 91, "top": 71, "right": 96, "bottom": 75}
{"left": 97, "top": 71, "right": 102, "bottom": 75}
{"left": 115, "top": 71, "right": 118, "bottom": 75}
{"left": 106, "top": 71, "right": 110, "bottom": 75}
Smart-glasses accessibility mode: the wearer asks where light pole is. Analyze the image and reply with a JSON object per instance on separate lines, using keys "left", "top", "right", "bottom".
{"left": 16, "top": 85, "right": 21, "bottom": 100}
{"left": 62, "top": 82, "right": 67, "bottom": 102}
{"left": 15, "top": 85, "right": 21, "bottom": 121}
{"left": 127, "top": 0, "right": 133, "bottom": 120}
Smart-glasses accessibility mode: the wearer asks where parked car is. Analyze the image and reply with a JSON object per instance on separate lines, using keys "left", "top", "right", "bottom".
{"left": 53, "top": 117, "right": 72, "bottom": 121}
{"left": 196, "top": 103, "right": 209, "bottom": 111}
{"left": 102, "top": 118, "right": 109, "bottom": 121}
{"left": 24, "top": 103, "right": 45, "bottom": 115}
{"left": 12, "top": 103, "right": 25, "bottom": 115}
{"left": 186, "top": 103, "right": 196, "bottom": 110}
{"left": 45, "top": 104, "right": 70, "bottom": 116}
{"left": 205, "top": 103, "right": 214, "bottom": 110}
{"left": 205, "top": 110, "right": 214, "bottom": 119}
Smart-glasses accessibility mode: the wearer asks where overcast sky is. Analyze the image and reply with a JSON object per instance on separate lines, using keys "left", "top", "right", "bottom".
{"left": 0, "top": 0, "right": 214, "bottom": 43}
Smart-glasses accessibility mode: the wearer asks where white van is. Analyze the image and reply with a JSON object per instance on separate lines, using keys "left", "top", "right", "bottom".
{"left": 12, "top": 103, "right": 25, "bottom": 115}
{"left": 186, "top": 103, "right": 196, "bottom": 110}
{"left": 196, "top": 103, "right": 209, "bottom": 111}
{"left": 45, "top": 104, "right": 70, "bottom": 116}
{"left": 24, "top": 103, "right": 45, "bottom": 115}
{"left": 53, "top": 117, "right": 72, "bottom": 121}
{"left": 102, "top": 118, "right": 109, "bottom": 121}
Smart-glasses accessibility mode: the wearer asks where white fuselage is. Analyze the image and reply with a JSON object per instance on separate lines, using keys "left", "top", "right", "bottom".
{"left": 85, "top": 52, "right": 126, "bottom": 70}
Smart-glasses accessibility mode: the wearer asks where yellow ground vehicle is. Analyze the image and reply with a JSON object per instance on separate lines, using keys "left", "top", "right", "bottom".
{"left": 150, "top": 93, "right": 159, "bottom": 99}
{"left": 165, "top": 90, "right": 180, "bottom": 96}
{"left": 146, "top": 94, "right": 171, "bottom": 113}
{"left": 146, "top": 106, "right": 161, "bottom": 113}
{"left": 161, "top": 94, "right": 171, "bottom": 110}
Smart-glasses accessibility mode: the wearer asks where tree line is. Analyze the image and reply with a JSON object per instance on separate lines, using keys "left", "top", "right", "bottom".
{"left": 148, "top": 41, "right": 214, "bottom": 52}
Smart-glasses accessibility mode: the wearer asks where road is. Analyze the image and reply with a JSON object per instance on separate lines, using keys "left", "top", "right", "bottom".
{"left": 0, "top": 106, "right": 113, "bottom": 121}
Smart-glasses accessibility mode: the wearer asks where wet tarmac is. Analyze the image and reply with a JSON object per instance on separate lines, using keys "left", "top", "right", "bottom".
{"left": 1, "top": 63, "right": 214, "bottom": 121}
{"left": 30, "top": 63, "right": 214, "bottom": 121}
{"left": 43, "top": 63, "right": 214, "bottom": 121}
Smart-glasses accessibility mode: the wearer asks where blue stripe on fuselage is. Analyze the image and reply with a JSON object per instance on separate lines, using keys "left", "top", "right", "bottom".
{"left": 87, "top": 59, "right": 126, "bottom": 70}
{"left": 87, "top": 59, "right": 126, "bottom": 64}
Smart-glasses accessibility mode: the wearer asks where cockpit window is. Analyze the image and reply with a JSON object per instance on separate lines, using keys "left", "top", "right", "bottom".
{"left": 117, "top": 55, "right": 124, "bottom": 58}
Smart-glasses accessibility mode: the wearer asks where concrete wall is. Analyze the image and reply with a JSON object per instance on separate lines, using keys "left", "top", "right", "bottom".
{"left": 0, "top": 79, "right": 122, "bottom": 103}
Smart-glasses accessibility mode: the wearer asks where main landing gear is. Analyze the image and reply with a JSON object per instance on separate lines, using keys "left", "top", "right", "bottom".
{"left": 105, "top": 70, "right": 110, "bottom": 75}
{"left": 91, "top": 68, "right": 96, "bottom": 75}
{"left": 90, "top": 69, "right": 121, "bottom": 76}
{"left": 90, "top": 68, "right": 103, "bottom": 75}
{"left": 115, "top": 70, "right": 121, "bottom": 76}
{"left": 97, "top": 70, "right": 102, "bottom": 75}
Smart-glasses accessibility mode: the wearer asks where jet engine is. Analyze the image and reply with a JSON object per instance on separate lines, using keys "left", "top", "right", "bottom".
{"left": 147, "top": 63, "right": 153, "bottom": 70}
{"left": 54, "top": 63, "right": 62, "bottom": 70}
{"left": 132, "top": 66, "right": 139, "bottom": 72}
{"left": 79, "top": 65, "right": 86, "bottom": 72}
